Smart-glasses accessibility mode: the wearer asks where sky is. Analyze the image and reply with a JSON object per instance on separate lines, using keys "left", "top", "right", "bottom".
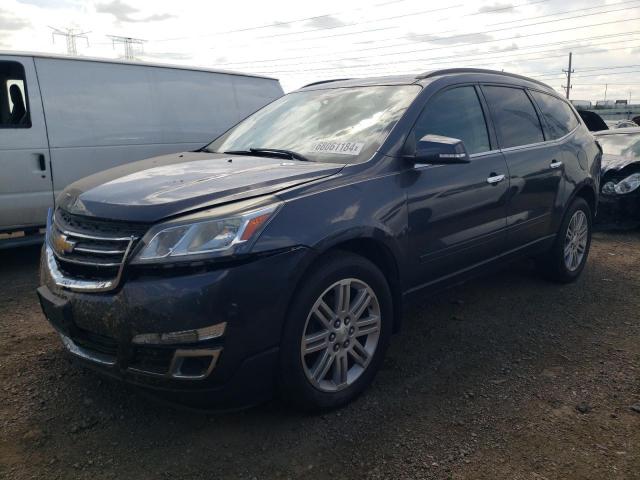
{"left": 1, "top": 0, "right": 640, "bottom": 100}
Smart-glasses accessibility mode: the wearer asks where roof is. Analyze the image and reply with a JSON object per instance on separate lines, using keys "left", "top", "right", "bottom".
{"left": 0, "top": 50, "right": 279, "bottom": 81}
{"left": 298, "top": 68, "right": 555, "bottom": 92}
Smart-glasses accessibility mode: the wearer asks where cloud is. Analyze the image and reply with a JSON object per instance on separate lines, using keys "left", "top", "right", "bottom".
{"left": 407, "top": 32, "right": 493, "bottom": 45}
{"left": 142, "top": 51, "right": 192, "bottom": 61}
{"left": 489, "top": 42, "right": 518, "bottom": 53}
{"left": 271, "top": 21, "right": 290, "bottom": 29}
{"left": 305, "top": 15, "right": 347, "bottom": 29}
{"left": 17, "top": 0, "right": 76, "bottom": 7}
{"left": 96, "top": 0, "right": 175, "bottom": 23}
{"left": 0, "top": 9, "right": 30, "bottom": 31}
{"left": 477, "top": 2, "right": 514, "bottom": 14}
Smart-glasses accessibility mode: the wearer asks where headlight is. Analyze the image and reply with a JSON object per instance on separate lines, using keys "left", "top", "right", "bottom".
{"left": 132, "top": 199, "right": 281, "bottom": 264}
{"left": 603, "top": 173, "right": 640, "bottom": 195}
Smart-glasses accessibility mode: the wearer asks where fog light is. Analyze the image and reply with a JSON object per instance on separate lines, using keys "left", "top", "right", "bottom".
{"left": 169, "top": 348, "right": 221, "bottom": 379}
{"left": 131, "top": 322, "right": 226, "bottom": 345}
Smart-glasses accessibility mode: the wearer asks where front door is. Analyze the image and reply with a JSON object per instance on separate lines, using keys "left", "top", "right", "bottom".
{"left": 405, "top": 85, "right": 509, "bottom": 289}
{"left": 0, "top": 56, "right": 52, "bottom": 231}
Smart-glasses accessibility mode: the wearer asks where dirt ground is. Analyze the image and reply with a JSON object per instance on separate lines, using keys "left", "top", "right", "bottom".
{"left": 1, "top": 232, "right": 639, "bottom": 480}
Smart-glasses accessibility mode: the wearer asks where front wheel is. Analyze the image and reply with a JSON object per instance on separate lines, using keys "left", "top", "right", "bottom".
{"left": 278, "top": 252, "right": 393, "bottom": 411}
{"left": 538, "top": 197, "right": 592, "bottom": 283}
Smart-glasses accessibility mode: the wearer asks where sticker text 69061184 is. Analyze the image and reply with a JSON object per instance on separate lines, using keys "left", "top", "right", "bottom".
{"left": 311, "top": 141, "right": 365, "bottom": 156}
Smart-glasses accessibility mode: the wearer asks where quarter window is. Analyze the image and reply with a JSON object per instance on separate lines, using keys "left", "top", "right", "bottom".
{"left": 483, "top": 86, "right": 544, "bottom": 148}
{"left": 530, "top": 90, "right": 579, "bottom": 139}
{"left": 0, "top": 61, "right": 30, "bottom": 128}
{"left": 412, "top": 86, "right": 490, "bottom": 155}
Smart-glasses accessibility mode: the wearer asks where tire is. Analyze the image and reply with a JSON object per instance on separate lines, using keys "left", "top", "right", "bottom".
{"left": 538, "top": 197, "right": 592, "bottom": 283}
{"left": 278, "top": 251, "right": 393, "bottom": 411}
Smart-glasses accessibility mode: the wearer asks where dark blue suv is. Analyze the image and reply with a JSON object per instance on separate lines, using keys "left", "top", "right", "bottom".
{"left": 38, "top": 69, "right": 601, "bottom": 410}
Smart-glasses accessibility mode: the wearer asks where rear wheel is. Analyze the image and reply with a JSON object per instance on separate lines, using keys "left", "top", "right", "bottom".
{"left": 278, "top": 252, "right": 392, "bottom": 411}
{"left": 538, "top": 197, "right": 592, "bottom": 283}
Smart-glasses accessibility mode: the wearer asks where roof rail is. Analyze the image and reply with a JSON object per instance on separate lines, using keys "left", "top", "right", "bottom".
{"left": 301, "top": 78, "right": 352, "bottom": 88}
{"left": 416, "top": 68, "right": 553, "bottom": 90}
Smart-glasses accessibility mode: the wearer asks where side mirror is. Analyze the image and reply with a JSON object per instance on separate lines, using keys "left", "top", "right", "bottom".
{"left": 406, "top": 134, "right": 471, "bottom": 165}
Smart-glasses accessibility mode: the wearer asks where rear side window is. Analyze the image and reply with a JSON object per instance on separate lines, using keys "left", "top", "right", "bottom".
{"left": 483, "top": 86, "right": 543, "bottom": 148}
{"left": 530, "top": 90, "right": 579, "bottom": 139}
{"left": 412, "top": 86, "right": 490, "bottom": 155}
{"left": 0, "top": 61, "right": 31, "bottom": 128}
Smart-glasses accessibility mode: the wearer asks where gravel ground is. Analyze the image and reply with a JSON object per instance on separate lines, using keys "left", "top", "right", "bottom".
{"left": 1, "top": 232, "right": 639, "bottom": 480}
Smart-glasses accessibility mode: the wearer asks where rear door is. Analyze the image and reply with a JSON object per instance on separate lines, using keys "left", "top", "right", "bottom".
{"left": 406, "top": 85, "right": 509, "bottom": 287}
{"left": 0, "top": 56, "right": 52, "bottom": 231}
{"left": 481, "top": 85, "right": 563, "bottom": 249}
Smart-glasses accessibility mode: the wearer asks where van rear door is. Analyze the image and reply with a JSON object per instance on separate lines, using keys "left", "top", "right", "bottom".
{"left": 0, "top": 56, "right": 52, "bottom": 231}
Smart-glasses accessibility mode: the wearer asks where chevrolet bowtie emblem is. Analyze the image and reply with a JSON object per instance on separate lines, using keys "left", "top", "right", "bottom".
{"left": 53, "top": 231, "right": 76, "bottom": 254}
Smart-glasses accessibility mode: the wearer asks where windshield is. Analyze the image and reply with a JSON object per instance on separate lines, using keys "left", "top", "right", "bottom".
{"left": 597, "top": 133, "right": 640, "bottom": 158}
{"left": 206, "top": 85, "right": 421, "bottom": 164}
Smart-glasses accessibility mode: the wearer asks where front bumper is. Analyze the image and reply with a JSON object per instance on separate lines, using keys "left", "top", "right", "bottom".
{"left": 38, "top": 245, "right": 310, "bottom": 408}
{"left": 596, "top": 191, "right": 640, "bottom": 229}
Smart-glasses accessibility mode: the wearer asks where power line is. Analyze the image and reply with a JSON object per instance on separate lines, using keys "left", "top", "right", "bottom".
{"left": 247, "top": 17, "right": 640, "bottom": 75}
{"left": 314, "top": 5, "right": 640, "bottom": 54}
{"left": 209, "top": 0, "right": 558, "bottom": 63}
{"left": 258, "top": 35, "right": 640, "bottom": 81}
{"left": 573, "top": 82, "right": 640, "bottom": 85}
{"left": 152, "top": 0, "right": 452, "bottom": 42}
{"left": 205, "top": 0, "right": 551, "bottom": 59}
{"left": 241, "top": 31, "right": 640, "bottom": 75}
{"left": 256, "top": 0, "right": 551, "bottom": 41}
{"left": 539, "top": 69, "right": 640, "bottom": 80}
{"left": 567, "top": 63, "right": 640, "bottom": 72}
{"left": 485, "top": 0, "right": 640, "bottom": 27}
{"left": 213, "top": 4, "right": 640, "bottom": 69}
{"left": 244, "top": 39, "right": 640, "bottom": 84}
{"left": 49, "top": 26, "right": 89, "bottom": 55}
{"left": 154, "top": 0, "right": 549, "bottom": 47}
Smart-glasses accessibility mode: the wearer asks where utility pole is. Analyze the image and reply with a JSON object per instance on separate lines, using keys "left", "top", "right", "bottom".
{"left": 562, "top": 52, "right": 574, "bottom": 100}
{"left": 604, "top": 84, "right": 608, "bottom": 102}
{"left": 109, "top": 35, "right": 146, "bottom": 61}
{"left": 49, "top": 27, "right": 90, "bottom": 55}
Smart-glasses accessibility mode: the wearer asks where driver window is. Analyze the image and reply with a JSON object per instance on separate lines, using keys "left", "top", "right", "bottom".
{"left": 412, "top": 86, "right": 490, "bottom": 155}
{"left": 0, "top": 61, "right": 31, "bottom": 128}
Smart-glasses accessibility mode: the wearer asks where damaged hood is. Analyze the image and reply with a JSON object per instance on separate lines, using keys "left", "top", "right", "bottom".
{"left": 595, "top": 130, "right": 640, "bottom": 176}
{"left": 59, "top": 152, "right": 344, "bottom": 222}
{"left": 600, "top": 153, "right": 640, "bottom": 176}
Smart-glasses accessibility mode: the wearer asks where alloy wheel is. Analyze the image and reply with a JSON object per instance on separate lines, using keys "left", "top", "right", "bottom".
{"left": 300, "top": 278, "right": 381, "bottom": 392}
{"left": 564, "top": 210, "right": 589, "bottom": 272}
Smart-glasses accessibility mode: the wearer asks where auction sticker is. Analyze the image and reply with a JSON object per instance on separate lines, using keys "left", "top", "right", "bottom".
{"left": 311, "top": 141, "right": 365, "bottom": 156}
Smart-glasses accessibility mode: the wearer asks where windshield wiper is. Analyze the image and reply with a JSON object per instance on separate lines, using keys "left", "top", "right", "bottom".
{"left": 224, "top": 147, "right": 312, "bottom": 162}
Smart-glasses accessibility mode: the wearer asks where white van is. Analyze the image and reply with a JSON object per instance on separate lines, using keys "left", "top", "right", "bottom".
{"left": 0, "top": 52, "right": 283, "bottom": 247}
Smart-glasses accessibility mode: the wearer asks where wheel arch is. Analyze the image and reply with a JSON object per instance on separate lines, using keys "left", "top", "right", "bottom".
{"left": 571, "top": 182, "right": 598, "bottom": 218}
{"left": 289, "top": 231, "right": 405, "bottom": 335}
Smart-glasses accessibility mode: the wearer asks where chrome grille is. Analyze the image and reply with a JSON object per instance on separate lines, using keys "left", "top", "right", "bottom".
{"left": 45, "top": 209, "right": 149, "bottom": 292}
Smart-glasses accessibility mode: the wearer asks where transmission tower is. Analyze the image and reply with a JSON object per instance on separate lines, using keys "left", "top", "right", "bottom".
{"left": 109, "top": 35, "right": 146, "bottom": 60}
{"left": 49, "top": 27, "right": 90, "bottom": 55}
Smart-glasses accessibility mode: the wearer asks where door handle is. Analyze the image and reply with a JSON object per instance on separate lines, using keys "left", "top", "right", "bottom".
{"left": 37, "top": 153, "right": 46, "bottom": 171}
{"left": 486, "top": 174, "right": 505, "bottom": 184}
{"left": 550, "top": 160, "right": 563, "bottom": 169}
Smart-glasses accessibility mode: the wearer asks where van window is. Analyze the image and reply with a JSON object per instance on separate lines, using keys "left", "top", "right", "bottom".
{"left": 530, "top": 90, "right": 579, "bottom": 139}
{"left": 483, "top": 86, "right": 544, "bottom": 148}
{"left": 412, "top": 86, "right": 490, "bottom": 155}
{"left": 0, "top": 61, "right": 30, "bottom": 128}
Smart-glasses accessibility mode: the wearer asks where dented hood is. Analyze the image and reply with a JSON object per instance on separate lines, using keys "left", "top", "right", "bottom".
{"left": 59, "top": 152, "right": 344, "bottom": 222}
{"left": 601, "top": 153, "right": 640, "bottom": 176}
